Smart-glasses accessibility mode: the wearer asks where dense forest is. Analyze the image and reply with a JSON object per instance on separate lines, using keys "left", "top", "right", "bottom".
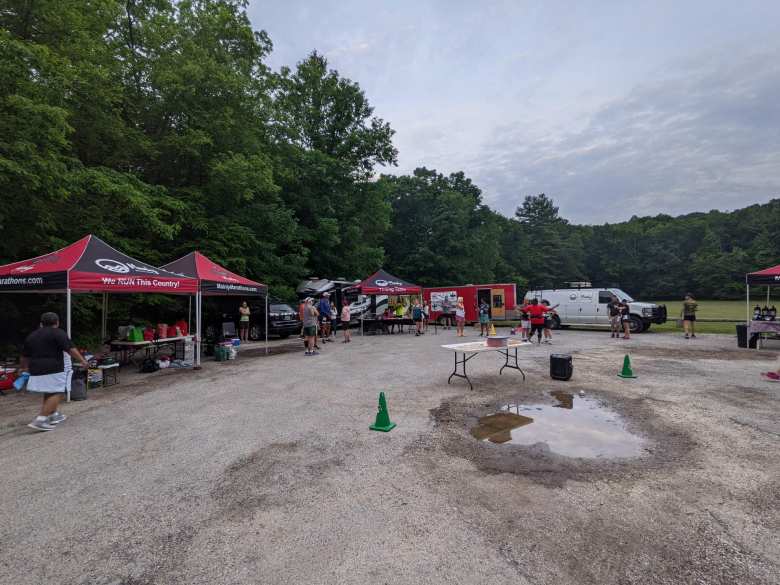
{"left": 1, "top": 0, "right": 778, "bottom": 316}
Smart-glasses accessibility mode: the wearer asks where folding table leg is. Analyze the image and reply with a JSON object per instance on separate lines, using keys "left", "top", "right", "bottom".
{"left": 447, "top": 351, "right": 475, "bottom": 390}
{"left": 499, "top": 347, "right": 525, "bottom": 380}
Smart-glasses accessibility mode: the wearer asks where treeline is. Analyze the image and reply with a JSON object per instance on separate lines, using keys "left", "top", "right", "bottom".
{"left": 1, "top": 0, "right": 778, "bottom": 311}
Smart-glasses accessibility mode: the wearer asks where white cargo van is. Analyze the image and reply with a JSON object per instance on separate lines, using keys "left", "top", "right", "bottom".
{"left": 524, "top": 287, "right": 667, "bottom": 333}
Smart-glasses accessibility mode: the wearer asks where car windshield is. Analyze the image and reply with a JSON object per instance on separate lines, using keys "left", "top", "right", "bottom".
{"left": 270, "top": 304, "right": 294, "bottom": 313}
{"left": 610, "top": 289, "right": 634, "bottom": 302}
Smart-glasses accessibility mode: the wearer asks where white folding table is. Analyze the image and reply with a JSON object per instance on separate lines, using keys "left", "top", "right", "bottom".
{"left": 441, "top": 339, "right": 531, "bottom": 390}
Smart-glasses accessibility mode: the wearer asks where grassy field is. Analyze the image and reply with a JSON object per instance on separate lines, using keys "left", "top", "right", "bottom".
{"left": 648, "top": 299, "right": 745, "bottom": 334}
{"left": 492, "top": 300, "right": 749, "bottom": 335}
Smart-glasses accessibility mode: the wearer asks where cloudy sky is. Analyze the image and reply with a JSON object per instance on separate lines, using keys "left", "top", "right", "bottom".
{"left": 248, "top": 1, "right": 780, "bottom": 224}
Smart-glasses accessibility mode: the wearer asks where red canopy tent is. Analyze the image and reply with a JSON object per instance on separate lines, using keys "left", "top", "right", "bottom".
{"left": 747, "top": 264, "right": 780, "bottom": 286}
{"left": 0, "top": 236, "right": 200, "bottom": 392}
{"left": 746, "top": 264, "right": 780, "bottom": 330}
{"left": 161, "top": 251, "right": 266, "bottom": 296}
{"left": 354, "top": 269, "right": 421, "bottom": 295}
{"left": 352, "top": 269, "right": 421, "bottom": 335}
{"left": 161, "top": 252, "right": 268, "bottom": 362}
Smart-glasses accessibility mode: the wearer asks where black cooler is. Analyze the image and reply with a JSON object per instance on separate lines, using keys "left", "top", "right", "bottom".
{"left": 550, "top": 354, "right": 573, "bottom": 381}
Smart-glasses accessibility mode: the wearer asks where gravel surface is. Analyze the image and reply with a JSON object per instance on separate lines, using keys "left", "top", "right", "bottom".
{"left": 1, "top": 328, "right": 778, "bottom": 585}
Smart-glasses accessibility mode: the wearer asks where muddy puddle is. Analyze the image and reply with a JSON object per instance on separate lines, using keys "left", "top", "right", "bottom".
{"left": 470, "top": 391, "right": 645, "bottom": 458}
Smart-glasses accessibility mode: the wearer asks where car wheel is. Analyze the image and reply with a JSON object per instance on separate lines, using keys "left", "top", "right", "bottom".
{"left": 249, "top": 325, "right": 261, "bottom": 341}
{"left": 628, "top": 316, "right": 643, "bottom": 334}
{"left": 641, "top": 322, "right": 652, "bottom": 332}
{"left": 279, "top": 333, "right": 290, "bottom": 339}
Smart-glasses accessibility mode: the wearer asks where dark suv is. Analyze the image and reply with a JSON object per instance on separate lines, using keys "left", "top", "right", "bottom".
{"left": 203, "top": 298, "right": 301, "bottom": 341}
{"left": 249, "top": 300, "right": 300, "bottom": 340}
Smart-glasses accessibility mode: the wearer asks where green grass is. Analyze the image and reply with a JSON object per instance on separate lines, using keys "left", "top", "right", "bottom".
{"left": 491, "top": 300, "right": 749, "bottom": 335}
{"left": 646, "top": 299, "right": 747, "bottom": 335}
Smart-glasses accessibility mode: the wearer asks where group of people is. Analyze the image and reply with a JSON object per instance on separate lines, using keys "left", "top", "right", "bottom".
{"left": 381, "top": 299, "right": 431, "bottom": 335}
{"left": 518, "top": 298, "right": 559, "bottom": 344}
{"left": 299, "top": 292, "right": 352, "bottom": 356}
{"left": 607, "top": 295, "right": 633, "bottom": 340}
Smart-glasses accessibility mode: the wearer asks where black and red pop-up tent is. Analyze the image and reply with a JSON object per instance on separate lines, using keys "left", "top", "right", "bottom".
{"left": 0, "top": 235, "right": 198, "bottom": 333}
{"left": 161, "top": 252, "right": 268, "bottom": 359}
{"left": 354, "top": 269, "right": 421, "bottom": 295}
{"left": 161, "top": 251, "right": 265, "bottom": 296}
{"left": 746, "top": 263, "right": 780, "bottom": 323}
{"left": 0, "top": 235, "right": 200, "bottom": 391}
{"left": 352, "top": 269, "right": 421, "bottom": 335}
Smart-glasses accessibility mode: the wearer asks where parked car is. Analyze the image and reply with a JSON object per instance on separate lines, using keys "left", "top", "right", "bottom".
{"left": 524, "top": 287, "right": 666, "bottom": 333}
{"left": 203, "top": 297, "right": 301, "bottom": 341}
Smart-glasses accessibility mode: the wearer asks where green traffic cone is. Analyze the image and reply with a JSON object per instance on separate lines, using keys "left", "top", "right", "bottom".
{"left": 369, "top": 392, "right": 396, "bottom": 432}
{"left": 617, "top": 354, "right": 637, "bottom": 378}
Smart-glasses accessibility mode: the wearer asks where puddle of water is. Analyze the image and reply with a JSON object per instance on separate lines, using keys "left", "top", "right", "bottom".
{"left": 471, "top": 391, "right": 644, "bottom": 458}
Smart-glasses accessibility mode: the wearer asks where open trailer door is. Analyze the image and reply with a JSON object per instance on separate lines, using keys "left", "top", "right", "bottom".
{"left": 491, "top": 288, "right": 506, "bottom": 319}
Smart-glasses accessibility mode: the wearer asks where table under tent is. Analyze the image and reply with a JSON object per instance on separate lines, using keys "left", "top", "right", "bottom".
{"left": 0, "top": 235, "right": 199, "bottom": 398}
{"left": 745, "top": 264, "right": 780, "bottom": 349}
{"left": 351, "top": 269, "right": 422, "bottom": 335}
{"left": 160, "top": 252, "right": 268, "bottom": 364}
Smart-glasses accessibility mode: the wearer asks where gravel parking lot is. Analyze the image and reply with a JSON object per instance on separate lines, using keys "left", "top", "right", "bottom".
{"left": 1, "top": 328, "right": 778, "bottom": 585}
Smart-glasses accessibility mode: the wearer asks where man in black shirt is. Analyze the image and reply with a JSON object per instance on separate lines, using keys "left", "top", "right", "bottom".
{"left": 607, "top": 295, "right": 621, "bottom": 338}
{"left": 21, "top": 312, "right": 88, "bottom": 431}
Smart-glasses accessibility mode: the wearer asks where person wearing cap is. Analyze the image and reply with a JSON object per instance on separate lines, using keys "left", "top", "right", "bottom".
{"left": 21, "top": 312, "right": 89, "bottom": 431}
{"left": 318, "top": 293, "right": 332, "bottom": 343}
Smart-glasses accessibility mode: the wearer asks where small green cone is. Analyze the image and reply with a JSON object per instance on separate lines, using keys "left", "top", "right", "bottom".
{"left": 617, "top": 354, "right": 637, "bottom": 378}
{"left": 369, "top": 392, "right": 396, "bottom": 432}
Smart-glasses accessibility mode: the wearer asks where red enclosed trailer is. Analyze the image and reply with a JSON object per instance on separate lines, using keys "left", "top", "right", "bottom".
{"left": 423, "top": 283, "right": 517, "bottom": 324}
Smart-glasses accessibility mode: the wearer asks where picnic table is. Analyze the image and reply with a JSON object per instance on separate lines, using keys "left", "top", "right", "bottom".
{"left": 441, "top": 339, "right": 530, "bottom": 390}
{"left": 110, "top": 335, "right": 193, "bottom": 365}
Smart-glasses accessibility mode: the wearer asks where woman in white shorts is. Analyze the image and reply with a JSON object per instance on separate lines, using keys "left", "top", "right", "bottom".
{"left": 520, "top": 311, "right": 531, "bottom": 342}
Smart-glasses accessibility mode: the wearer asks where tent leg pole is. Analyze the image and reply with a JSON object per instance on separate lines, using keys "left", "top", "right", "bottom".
{"left": 194, "top": 291, "right": 202, "bottom": 369}
{"left": 265, "top": 293, "right": 269, "bottom": 354}
{"left": 66, "top": 288, "right": 72, "bottom": 403}
{"left": 101, "top": 293, "right": 107, "bottom": 342}
{"left": 66, "top": 288, "right": 72, "bottom": 338}
{"left": 188, "top": 296, "right": 192, "bottom": 335}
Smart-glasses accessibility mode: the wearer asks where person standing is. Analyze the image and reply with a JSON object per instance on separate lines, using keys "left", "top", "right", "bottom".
{"left": 455, "top": 297, "right": 466, "bottom": 337}
{"left": 422, "top": 301, "right": 430, "bottom": 332}
{"left": 682, "top": 293, "right": 698, "bottom": 339}
{"left": 21, "top": 312, "right": 89, "bottom": 431}
{"left": 607, "top": 294, "right": 622, "bottom": 338}
{"left": 303, "top": 299, "right": 319, "bottom": 356}
{"left": 520, "top": 306, "right": 531, "bottom": 342}
{"left": 318, "top": 293, "right": 332, "bottom": 343}
{"left": 478, "top": 298, "right": 491, "bottom": 336}
{"left": 542, "top": 300, "right": 556, "bottom": 344}
{"left": 238, "top": 301, "right": 250, "bottom": 341}
{"left": 620, "top": 299, "right": 632, "bottom": 340}
{"left": 412, "top": 299, "right": 424, "bottom": 335}
{"left": 341, "top": 301, "right": 352, "bottom": 343}
{"left": 441, "top": 296, "right": 453, "bottom": 330}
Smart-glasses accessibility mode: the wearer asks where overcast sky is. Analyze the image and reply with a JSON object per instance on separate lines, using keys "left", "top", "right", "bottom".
{"left": 248, "top": 1, "right": 780, "bottom": 224}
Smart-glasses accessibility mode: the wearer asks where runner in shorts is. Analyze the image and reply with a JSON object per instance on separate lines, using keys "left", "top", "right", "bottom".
{"left": 520, "top": 308, "right": 531, "bottom": 342}
{"left": 303, "top": 299, "right": 319, "bottom": 355}
{"left": 620, "top": 299, "right": 632, "bottom": 340}
{"left": 21, "top": 312, "right": 89, "bottom": 431}
{"left": 455, "top": 297, "right": 466, "bottom": 337}
{"left": 542, "top": 300, "right": 556, "bottom": 344}
{"left": 340, "top": 301, "right": 352, "bottom": 343}
{"left": 478, "top": 299, "right": 490, "bottom": 336}
{"left": 682, "top": 293, "right": 698, "bottom": 339}
{"left": 318, "top": 293, "right": 332, "bottom": 343}
{"left": 607, "top": 294, "right": 621, "bottom": 338}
